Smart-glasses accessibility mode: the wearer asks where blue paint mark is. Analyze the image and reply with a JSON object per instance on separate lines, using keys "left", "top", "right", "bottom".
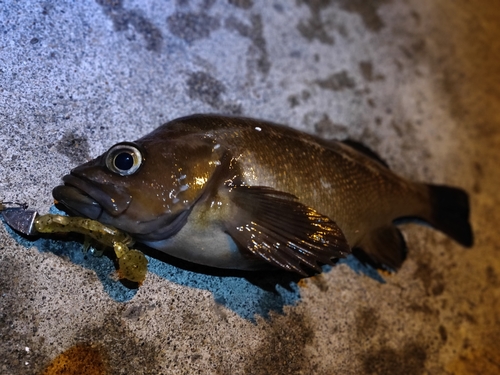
{"left": 2, "top": 207, "right": 138, "bottom": 302}
{"left": 2, "top": 206, "right": 385, "bottom": 321}
{"left": 1, "top": 206, "right": 302, "bottom": 320}
{"left": 146, "top": 256, "right": 301, "bottom": 321}
{"left": 339, "top": 255, "right": 386, "bottom": 283}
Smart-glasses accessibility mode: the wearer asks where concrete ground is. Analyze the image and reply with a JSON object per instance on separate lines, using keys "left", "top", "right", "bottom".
{"left": 1, "top": 0, "right": 499, "bottom": 374}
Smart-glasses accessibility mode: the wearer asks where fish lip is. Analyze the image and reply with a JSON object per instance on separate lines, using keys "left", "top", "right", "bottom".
{"left": 52, "top": 184, "right": 103, "bottom": 220}
{"left": 52, "top": 174, "right": 115, "bottom": 220}
{"left": 62, "top": 174, "right": 97, "bottom": 193}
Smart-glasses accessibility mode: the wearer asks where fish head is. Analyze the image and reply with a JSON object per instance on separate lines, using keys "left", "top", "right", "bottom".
{"left": 52, "top": 128, "right": 225, "bottom": 241}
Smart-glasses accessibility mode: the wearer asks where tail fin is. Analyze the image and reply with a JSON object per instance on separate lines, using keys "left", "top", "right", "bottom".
{"left": 427, "top": 184, "right": 473, "bottom": 247}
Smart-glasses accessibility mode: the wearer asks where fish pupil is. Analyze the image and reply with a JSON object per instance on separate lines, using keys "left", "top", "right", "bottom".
{"left": 114, "top": 152, "right": 134, "bottom": 171}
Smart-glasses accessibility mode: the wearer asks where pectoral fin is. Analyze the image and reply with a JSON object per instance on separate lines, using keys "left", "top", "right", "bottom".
{"left": 224, "top": 185, "right": 350, "bottom": 276}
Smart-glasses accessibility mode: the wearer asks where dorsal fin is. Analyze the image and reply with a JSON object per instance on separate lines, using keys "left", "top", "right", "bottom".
{"left": 341, "top": 139, "right": 390, "bottom": 169}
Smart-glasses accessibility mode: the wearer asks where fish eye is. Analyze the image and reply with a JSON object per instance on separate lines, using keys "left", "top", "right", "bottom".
{"left": 105, "top": 144, "right": 143, "bottom": 176}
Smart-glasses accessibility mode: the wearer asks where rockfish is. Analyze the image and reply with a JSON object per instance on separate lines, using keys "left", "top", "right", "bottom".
{"left": 53, "top": 114, "right": 473, "bottom": 275}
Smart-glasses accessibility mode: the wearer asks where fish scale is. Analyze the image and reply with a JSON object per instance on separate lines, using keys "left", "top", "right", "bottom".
{"left": 212, "top": 120, "right": 425, "bottom": 247}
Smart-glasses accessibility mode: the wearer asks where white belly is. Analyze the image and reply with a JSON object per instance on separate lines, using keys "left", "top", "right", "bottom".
{"left": 142, "top": 217, "right": 264, "bottom": 270}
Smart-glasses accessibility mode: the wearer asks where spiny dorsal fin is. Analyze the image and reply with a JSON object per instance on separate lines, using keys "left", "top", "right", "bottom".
{"left": 341, "top": 139, "right": 390, "bottom": 169}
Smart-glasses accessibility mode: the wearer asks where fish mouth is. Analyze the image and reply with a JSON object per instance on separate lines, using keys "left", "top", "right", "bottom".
{"left": 52, "top": 175, "right": 104, "bottom": 220}
{"left": 52, "top": 174, "right": 130, "bottom": 220}
{"left": 53, "top": 174, "right": 189, "bottom": 240}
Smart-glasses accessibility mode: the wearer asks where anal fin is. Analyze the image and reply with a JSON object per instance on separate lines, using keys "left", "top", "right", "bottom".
{"left": 356, "top": 225, "right": 407, "bottom": 271}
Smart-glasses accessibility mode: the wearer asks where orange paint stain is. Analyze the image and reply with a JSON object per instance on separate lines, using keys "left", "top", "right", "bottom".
{"left": 41, "top": 343, "right": 108, "bottom": 375}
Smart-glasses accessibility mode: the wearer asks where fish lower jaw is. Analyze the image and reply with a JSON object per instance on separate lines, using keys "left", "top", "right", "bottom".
{"left": 52, "top": 185, "right": 103, "bottom": 220}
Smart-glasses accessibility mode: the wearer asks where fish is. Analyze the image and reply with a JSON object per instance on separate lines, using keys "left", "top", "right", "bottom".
{"left": 52, "top": 114, "right": 473, "bottom": 276}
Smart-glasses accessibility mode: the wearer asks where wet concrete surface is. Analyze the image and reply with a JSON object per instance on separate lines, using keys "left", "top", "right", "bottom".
{"left": 1, "top": 0, "right": 499, "bottom": 374}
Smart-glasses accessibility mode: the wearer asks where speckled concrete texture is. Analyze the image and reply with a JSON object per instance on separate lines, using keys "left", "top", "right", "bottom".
{"left": 1, "top": 0, "right": 499, "bottom": 374}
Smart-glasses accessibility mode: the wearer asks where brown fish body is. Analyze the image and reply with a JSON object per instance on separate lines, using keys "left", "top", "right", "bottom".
{"left": 53, "top": 114, "right": 472, "bottom": 275}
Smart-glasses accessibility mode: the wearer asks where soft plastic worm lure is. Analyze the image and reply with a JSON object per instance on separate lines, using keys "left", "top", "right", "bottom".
{"left": 1, "top": 202, "right": 148, "bottom": 284}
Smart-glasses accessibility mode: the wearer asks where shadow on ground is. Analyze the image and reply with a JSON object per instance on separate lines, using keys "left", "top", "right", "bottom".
{"left": 2, "top": 206, "right": 384, "bottom": 321}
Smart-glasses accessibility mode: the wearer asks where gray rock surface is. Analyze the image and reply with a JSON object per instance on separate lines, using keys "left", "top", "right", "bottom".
{"left": 1, "top": 0, "right": 499, "bottom": 374}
